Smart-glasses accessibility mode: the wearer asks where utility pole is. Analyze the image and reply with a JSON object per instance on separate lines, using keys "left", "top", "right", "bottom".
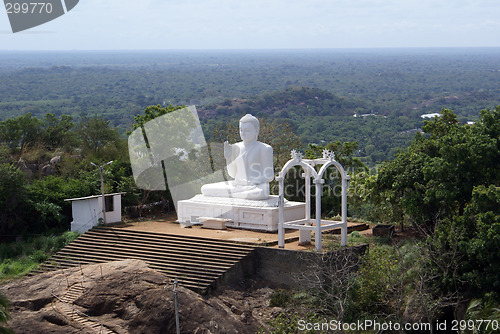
{"left": 173, "top": 278, "right": 180, "bottom": 334}
{"left": 91, "top": 161, "right": 113, "bottom": 224}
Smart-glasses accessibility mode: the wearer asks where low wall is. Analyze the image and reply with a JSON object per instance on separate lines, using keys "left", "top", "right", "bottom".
{"left": 254, "top": 244, "right": 368, "bottom": 289}
{"left": 215, "top": 244, "right": 369, "bottom": 292}
{"left": 217, "top": 251, "right": 259, "bottom": 289}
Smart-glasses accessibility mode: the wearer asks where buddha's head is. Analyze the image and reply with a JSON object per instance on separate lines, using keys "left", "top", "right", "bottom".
{"left": 239, "top": 114, "right": 259, "bottom": 143}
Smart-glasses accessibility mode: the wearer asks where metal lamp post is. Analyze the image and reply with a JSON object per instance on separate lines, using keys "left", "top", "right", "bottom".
{"left": 91, "top": 161, "right": 113, "bottom": 224}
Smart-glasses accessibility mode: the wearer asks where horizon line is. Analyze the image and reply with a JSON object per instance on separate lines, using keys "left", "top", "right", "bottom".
{"left": 1, "top": 46, "right": 500, "bottom": 53}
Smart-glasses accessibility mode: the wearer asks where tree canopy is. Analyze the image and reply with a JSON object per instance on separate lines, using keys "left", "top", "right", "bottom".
{"left": 374, "top": 107, "right": 500, "bottom": 232}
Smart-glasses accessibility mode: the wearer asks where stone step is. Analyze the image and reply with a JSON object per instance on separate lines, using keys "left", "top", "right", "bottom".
{"left": 58, "top": 302, "right": 115, "bottom": 334}
{"left": 49, "top": 256, "right": 226, "bottom": 279}
{"left": 39, "top": 259, "right": 224, "bottom": 291}
{"left": 52, "top": 249, "right": 233, "bottom": 275}
{"left": 61, "top": 239, "right": 243, "bottom": 265}
{"left": 89, "top": 226, "right": 255, "bottom": 251}
{"left": 76, "top": 233, "right": 250, "bottom": 259}
{"left": 44, "top": 256, "right": 226, "bottom": 281}
{"left": 33, "top": 226, "right": 256, "bottom": 294}
{"left": 57, "top": 243, "right": 238, "bottom": 269}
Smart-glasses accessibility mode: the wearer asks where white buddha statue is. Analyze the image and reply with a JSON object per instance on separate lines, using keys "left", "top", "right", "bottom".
{"left": 201, "top": 114, "right": 274, "bottom": 200}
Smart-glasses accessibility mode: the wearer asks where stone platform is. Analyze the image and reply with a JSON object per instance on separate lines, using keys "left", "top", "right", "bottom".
{"left": 177, "top": 195, "right": 305, "bottom": 232}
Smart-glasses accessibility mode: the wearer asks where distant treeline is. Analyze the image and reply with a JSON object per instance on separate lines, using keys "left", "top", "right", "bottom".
{"left": 1, "top": 49, "right": 499, "bottom": 127}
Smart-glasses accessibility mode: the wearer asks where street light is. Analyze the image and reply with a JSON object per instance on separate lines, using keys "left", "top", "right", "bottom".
{"left": 91, "top": 161, "right": 113, "bottom": 224}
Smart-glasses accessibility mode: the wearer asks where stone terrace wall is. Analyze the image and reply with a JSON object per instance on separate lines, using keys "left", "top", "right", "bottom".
{"left": 255, "top": 244, "right": 368, "bottom": 289}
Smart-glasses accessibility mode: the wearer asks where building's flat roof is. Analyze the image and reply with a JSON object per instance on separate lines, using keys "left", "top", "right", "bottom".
{"left": 64, "top": 192, "right": 125, "bottom": 202}
{"left": 421, "top": 113, "right": 441, "bottom": 118}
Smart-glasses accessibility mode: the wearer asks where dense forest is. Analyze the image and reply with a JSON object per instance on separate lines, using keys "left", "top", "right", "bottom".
{"left": 1, "top": 49, "right": 499, "bottom": 164}
{"left": 1, "top": 49, "right": 499, "bottom": 121}
{"left": 200, "top": 86, "right": 423, "bottom": 164}
{"left": 0, "top": 49, "right": 499, "bottom": 332}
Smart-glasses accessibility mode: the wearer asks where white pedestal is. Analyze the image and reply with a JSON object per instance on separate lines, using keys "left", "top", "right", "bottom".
{"left": 177, "top": 195, "right": 305, "bottom": 232}
{"left": 198, "top": 217, "right": 230, "bottom": 230}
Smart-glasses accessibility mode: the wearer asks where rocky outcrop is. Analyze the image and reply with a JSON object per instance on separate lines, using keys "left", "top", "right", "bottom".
{"left": 1, "top": 260, "right": 265, "bottom": 334}
{"left": 15, "top": 158, "right": 33, "bottom": 177}
{"left": 15, "top": 155, "right": 62, "bottom": 177}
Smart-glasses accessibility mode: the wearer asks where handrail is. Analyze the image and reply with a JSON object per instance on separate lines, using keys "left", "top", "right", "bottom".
{"left": 49, "top": 263, "right": 110, "bottom": 333}
{"left": 51, "top": 292, "right": 107, "bottom": 333}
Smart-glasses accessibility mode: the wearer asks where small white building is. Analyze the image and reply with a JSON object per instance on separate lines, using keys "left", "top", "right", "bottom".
{"left": 421, "top": 113, "right": 442, "bottom": 119}
{"left": 65, "top": 193, "right": 124, "bottom": 233}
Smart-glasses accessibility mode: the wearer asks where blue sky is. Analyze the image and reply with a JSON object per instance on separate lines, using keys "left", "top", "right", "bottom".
{"left": 1, "top": 0, "right": 499, "bottom": 50}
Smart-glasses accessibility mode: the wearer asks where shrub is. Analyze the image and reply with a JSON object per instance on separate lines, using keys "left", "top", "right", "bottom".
{"left": 0, "top": 292, "right": 13, "bottom": 333}
{"left": 0, "top": 232, "right": 79, "bottom": 280}
{"left": 30, "top": 250, "right": 49, "bottom": 263}
{"left": 269, "top": 290, "right": 292, "bottom": 307}
{"left": 347, "top": 230, "right": 369, "bottom": 244}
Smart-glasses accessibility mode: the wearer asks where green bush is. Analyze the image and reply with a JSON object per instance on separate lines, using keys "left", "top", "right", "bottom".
{"left": 0, "top": 291, "right": 13, "bottom": 334}
{"left": 354, "top": 245, "right": 398, "bottom": 312}
{"left": 0, "top": 257, "right": 37, "bottom": 278}
{"left": 0, "top": 164, "right": 30, "bottom": 235}
{"left": 0, "top": 232, "right": 79, "bottom": 280}
{"left": 30, "top": 250, "right": 49, "bottom": 263}
{"left": 464, "top": 296, "right": 500, "bottom": 334}
{"left": 269, "top": 289, "right": 292, "bottom": 307}
{"left": 0, "top": 245, "right": 14, "bottom": 261}
{"left": 347, "top": 230, "right": 369, "bottom": 244}
{"left": 432, "top": 185, "right": 500, "bottom": 298}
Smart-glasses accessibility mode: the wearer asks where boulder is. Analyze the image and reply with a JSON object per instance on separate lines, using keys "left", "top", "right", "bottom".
{"left": 1, "top": 260, "right": 263, "bottom": 334}
{"left": 50, "top": 155, "right": 61, "bottom": 165}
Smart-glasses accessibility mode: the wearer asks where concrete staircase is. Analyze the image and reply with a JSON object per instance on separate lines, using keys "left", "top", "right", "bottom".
{"left": 34, "top": 226, "right": 256, "bottom": 294}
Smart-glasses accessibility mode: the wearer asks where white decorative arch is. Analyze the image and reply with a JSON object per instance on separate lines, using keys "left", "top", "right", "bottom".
{"left": 276, "top": 149, "right": 350, "bottom": 251}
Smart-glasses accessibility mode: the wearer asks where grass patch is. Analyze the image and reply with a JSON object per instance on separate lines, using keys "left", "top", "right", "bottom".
{"left": 0, "top": 231, "right": 79, "bottom": 281}
{"left": 347, "top": 230, "right": 370, "bottom": 244}
{"left": 0, "top": 258, "right": 39, "bottom": 279}
{"left": 319, "top": 231, "right": 370, "bottom": 251}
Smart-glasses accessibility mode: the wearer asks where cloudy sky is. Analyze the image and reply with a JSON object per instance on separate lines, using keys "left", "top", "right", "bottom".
{"left": 1, "top": 0, "right": 499, "bottom": 50}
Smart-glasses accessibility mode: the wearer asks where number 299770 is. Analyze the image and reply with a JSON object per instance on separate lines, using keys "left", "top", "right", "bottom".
{"left": 5, "top": 2, "right": 54, "bottom": 14}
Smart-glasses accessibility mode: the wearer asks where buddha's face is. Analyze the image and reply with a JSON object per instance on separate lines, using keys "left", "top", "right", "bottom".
{"left": 239, "top": 122, "right": 258, "bottom": 143}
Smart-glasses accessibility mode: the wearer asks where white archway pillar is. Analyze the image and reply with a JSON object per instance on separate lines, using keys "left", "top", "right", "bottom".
{"left": 277, "top": 149, "right": 350, "bottom": 251}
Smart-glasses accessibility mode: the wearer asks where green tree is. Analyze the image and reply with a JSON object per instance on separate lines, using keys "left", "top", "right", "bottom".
{"left": 130, "top": 104, "right": 186, "bottom": 132}
{"left": 368, "top": 107, "right": 500, "bottom": 314}
{"left": 302, "top": 141, "right": 367, "bottom": 217}
{"left": 432, "top": 185, "right": 500, "bottom": 297}
{"left": 0, "top": 164, "right": 29, "bottom": 235}
{"left": 128, "top": 104, "right": 187, "bottom": 213}
{"left": 41, "top": 113, "right": 76, "bottom": 151}
{"left": 373, "top": 108, "right": 499, "bottom": 232}
{"left": 464, "top": 298, "right": 500, "bottom": 334}
{"left": 27, "top": 175, "right": 93, "bottom": 231}
{"left": 0, "top": 145, "right": 11, "bottom": 164}
{"left": 0, "top": 113, "right": 42, "bottom": 151}
{"left": 76, "top": 114, "right": 123, "bottom": 159}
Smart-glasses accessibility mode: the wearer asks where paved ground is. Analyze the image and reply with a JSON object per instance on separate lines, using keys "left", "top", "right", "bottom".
{"left": 115, "top": 213, "right": 371, "bottom": 251}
